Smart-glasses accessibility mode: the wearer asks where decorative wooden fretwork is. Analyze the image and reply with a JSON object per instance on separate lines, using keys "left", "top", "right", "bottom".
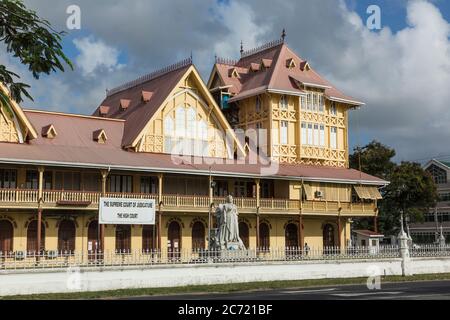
{"left": 140, "top": 134, "right": 163, "bottom": 153}
{"left": 0, "top": 109, "right": 19, "bottom": 143}
{"left": 272, "top": 108, "right": 296, "bottom": 121}
{"left": 271, "top": 144, "right": 297, "bottom": 164}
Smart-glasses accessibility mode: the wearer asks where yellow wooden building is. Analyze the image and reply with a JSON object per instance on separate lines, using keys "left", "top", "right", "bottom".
{"left": 0, "top": 38, "right": 386, "bottom": 258}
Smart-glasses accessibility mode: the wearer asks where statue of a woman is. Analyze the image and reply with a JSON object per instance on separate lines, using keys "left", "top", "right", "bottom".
{"left": 215, "top": 195, "right": 245, "bottom": 250}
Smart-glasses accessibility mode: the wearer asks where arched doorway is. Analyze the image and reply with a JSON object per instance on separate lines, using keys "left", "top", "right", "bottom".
{"left": 58, "top": 220, "right": 75, "bottom": 252}
{"left": 259, "top": 223, "right": 270, "bottom": 251}
{"left": 87, "top": 220, "right": 99, "bottom": 260}
{"left": 285, "top": 223, "right": 298, "bottom": 256}
{"left": 323, "top": 223, "right": 335, "bottom": 252}
{"left": 115, "top": 225, "right": 131, "bottom": 253}
{"left": 168, "top": 221, "right": 181, "bottom": 260}
{"left": 0, "top": 220, "right": 13, "bottom": 256}
{"left": 27, "top": 220, "right": 46, "bottom": 253}
{"left": 191, "top": 221, "right": 205, "bottom": 251}
{"left": 142, "top": 225, "right": 155, "bottom": 252}
{"left": 239, "top": 221, "right": 249, "bottom": 249}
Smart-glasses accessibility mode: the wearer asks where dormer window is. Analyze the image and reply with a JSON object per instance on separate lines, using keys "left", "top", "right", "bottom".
{"left": 280, "top": 95, "right": 288, "bottom": 109}
{"left": 286, "top": 58, "right": 296, "bottom": 69}
{"left": 42, "top": 124, "right": 57, "bottom": 139}
{"left": 261, "top": 59, "right": 272, "bottom": 69}
{"left": 250, "top": 63, "right": 260, "bottom": 72}
{"left": 120, "top": 99, "right": 131, "bottom": 111}
{"left": 93, "top": 129, "right": 108, "bottom": 144}
{"left": 141, "top": 91, "right": 153, "bottom": 103}
{"left": 99, "top": 105, "right": 110, "bottom": 117}
{"left": 300, "top": 61, "right": 310, "bottom": 71}
{"left": 228, "top": 68, "right": 240, "bottom": 78}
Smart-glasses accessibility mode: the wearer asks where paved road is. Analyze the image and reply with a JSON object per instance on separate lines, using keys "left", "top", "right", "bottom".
{"left": 130, "top": 280, "right": 450, "bottom": 300}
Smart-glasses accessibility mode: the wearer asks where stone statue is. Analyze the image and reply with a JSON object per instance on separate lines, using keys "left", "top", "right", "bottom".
{"left": 214, "top": 195, "right": 245, "bottom": 250}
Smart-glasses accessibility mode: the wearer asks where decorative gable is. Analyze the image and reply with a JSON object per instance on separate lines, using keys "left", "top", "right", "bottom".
{"left": 141, "top": 91, "right": 153, "bottom": 103}
{"left": 41, "top": 124, "right": 57, "bottom": 139}
{"left": 0, "top": 106, "right": 19, "bottom": 143}
{"left": 261, "top": 59, "right": 272, "bottom": 69}
{"left": 120, "top": 99, "right": 131, "bottom": 111}
{"left": 93, "top": 129, "right": 108, "bottom": 144}
{"left": 286, "top": 58, "right": 297, "bottom": 69}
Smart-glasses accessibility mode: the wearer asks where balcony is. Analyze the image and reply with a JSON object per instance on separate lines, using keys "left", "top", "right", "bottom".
{"left": 0, "top": 188, "right": 376, "bottom": 216}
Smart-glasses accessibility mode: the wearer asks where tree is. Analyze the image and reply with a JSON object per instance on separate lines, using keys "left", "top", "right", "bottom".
{"left": 0, "top": 0, "right": 72, "bottom": 107}
{"left": 349, "top": 140, "right": 396, "bottom": 180}
{"left": 379, "top": 161, "right": 438, "bottom": 235}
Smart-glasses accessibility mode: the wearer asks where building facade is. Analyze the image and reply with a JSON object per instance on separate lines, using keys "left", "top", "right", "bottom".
{"left": 409, "top": 159, "right": 450, "bottom": 243}
{"left": 0, "top": 37, "right": 386, "bottom": 258}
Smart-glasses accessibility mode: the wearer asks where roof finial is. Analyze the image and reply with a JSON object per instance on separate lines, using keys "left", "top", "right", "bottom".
{"left": 190, "top": 51, "right": 193, "bottom": 62}
{"left": 240, "top": 40, "right": 244, "bottom": 56}
{"left": 281, "top": 28, "right": 286, "bottom": 41}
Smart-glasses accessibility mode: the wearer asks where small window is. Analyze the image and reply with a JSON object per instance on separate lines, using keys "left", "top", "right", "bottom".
{"left": 300, "top": 96, "right": 306, "bottom": 110}
{"left": 109, "top": 175, "right": 133, "bottom": 193}
{"left": 330, "top": 102, "right": 337, "bottom": 116}
{"left": 0, "top": 169, "right": 17, "bottom": 189}
{"left": 307, "top": 123, "right": 313, "bottom": 145}
{"left": 301, "top": 123, "right": 307, "bottom": 145}
{"left": 319, "top": 125, "right": 325, "bottom": 147}
{"left": 140, "top": 176, "right": 158, "bottom": 194}
{"left": 256, "top": 96, "right": 262, "bottom": 113}
{"left": 330, "top": 127, "right": 337, "bottom": 149}
{"left": 313, "top": 124, "right": 319, "bottom": 146}
{"left": 280, "top": 121, "right": 288, "bottom": 145}
{"left": 25, "top": 170, "right": 38, "bottom": 189}
{"left": 280, "top": 95, "right": 288, "bottom": 109}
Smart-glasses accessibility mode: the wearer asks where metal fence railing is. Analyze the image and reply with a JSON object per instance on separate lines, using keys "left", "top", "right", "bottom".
{"left": 0, "top": 245, "right": 404, "bottom": 271}
{"left": 410, "top": 244, "right": 450, "bottom": 257}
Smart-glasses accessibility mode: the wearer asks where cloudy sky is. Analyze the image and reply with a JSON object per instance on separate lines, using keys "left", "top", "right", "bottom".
{"left": 1, "top": 0, "right": 449, "bottom": 163}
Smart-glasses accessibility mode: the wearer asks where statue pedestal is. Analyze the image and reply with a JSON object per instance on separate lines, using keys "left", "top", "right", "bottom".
{"left": 220, "top": 246, "right": 256, "bottom": 261}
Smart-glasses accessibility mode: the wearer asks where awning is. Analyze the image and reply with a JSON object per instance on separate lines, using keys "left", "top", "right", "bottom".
{"left": 353, "top": 185, "right": 382, "bottom": 200}
{"left": 302, "top": 184, "right": 314, "bottom": 201}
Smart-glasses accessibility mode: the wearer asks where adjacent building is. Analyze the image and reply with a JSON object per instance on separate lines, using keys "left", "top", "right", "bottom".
{"left": 0, "top": 36, "right": 386, "bottom": 257}
{"left": 409, "top": 159, "right": 450, "bottom": 243}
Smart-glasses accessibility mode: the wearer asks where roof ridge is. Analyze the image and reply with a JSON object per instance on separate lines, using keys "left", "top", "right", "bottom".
{"left": 215, "top": 57, "right": 239, "bottom": 66}
{"left": 240, "top": 38, "right": 284, "bottom": 59}
{"left": 24, "top": 109, "right": 126, "bottom": 122}
{"left": 106, "top": 57, "right": 192, "bottom": 97}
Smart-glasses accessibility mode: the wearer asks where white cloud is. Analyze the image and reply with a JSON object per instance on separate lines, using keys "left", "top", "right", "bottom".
{"left": 73, "top": 36, "right": 124, "bottom": 77}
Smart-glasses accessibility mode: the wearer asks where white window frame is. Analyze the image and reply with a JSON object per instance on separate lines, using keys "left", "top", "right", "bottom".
{"left": 301, "top": 122, "right": 307, "bottom": 145}
{"left": 280, "top": 121, "right": 288, "bottom": 145}
{"left": 330, "top": 127, "right": 337, "bottom": 149}
{"left": 319, "top": 124, "right": 325, "bottom": 147}
{"left": 280, "top": 95, "right": 288, "bottom": 109}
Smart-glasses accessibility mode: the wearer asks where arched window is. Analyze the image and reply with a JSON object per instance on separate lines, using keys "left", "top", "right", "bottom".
{"left": 27, "top": 220, "right": 46, "bottom": 253}
{"left": 323, "top": 224, "right": 335, "bottom": 248}
{"left": 198, "top": 120, "right": 208, "bottom": 157}
{"left": 58, "top": 220, "right": 75, "bottom": 252}
{"left": 0, "top": 220, "right": 13, "bottom": 254}
{"left": 285, "top": 223, "right": 298, "bottom": 248}
{"left": 142, "top": 225, "right": 155, "bottom": 252}
{"left": 259, "top": 223, "right": 270, "bottom": 250}
{"left": 115, "top": 225, "right": 131, "bottom": 252}
{"left": 175, "top": 107, "right": 186, "bottom": 137}
{"left": 164, "top": 116, "right": 174, "bottom": 153}
{"left": 239, "top": 222, "right": 249, "bottom": 249}
{"left": 168, "top": 221, "right": 181, "bottom": 260}
{"left": 192, "top": 221, "right": 205, "bottom": 251}
{"left": 87, "top": 220, "right": 99, "bottom": 252}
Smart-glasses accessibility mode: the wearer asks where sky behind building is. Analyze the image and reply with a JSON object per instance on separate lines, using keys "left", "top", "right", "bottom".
{"left": 1, "top": 0, "right": 449, "bottom": 163}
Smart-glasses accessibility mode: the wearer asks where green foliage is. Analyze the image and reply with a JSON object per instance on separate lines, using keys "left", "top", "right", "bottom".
{"left": 0, "top": 0, "right": 72, "bottom": 103}
{"left": 350, "top": 141, "right": 438, "bottom": 235}
{"left": 349, "top": 140, "right": 396, "bottom": 179}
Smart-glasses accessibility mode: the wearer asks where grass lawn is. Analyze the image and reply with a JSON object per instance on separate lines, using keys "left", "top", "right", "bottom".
{"left": 3, "top": 273, "right": 450, "bottom": 300}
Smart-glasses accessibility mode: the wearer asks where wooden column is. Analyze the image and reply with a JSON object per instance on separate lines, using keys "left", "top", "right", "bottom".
{"left": 255, "top": 179, "right": 260, "bottom": 249}
{"left": 157, "top": 173, "right": 163, "bottom": 251}
{"left": 37, "top": 167, "right": 44, "bottom": 257}
{"left": 100, "top": 170, "right": 108, "bottom": 252}
{"left": 298, "top": 183, "right": 304, "bottom": 250}
{"left": 337, "top": 209, "right": 342, "bottom": 248}
{"left": 374, "top": 211, "right": 378, "bottom": 233}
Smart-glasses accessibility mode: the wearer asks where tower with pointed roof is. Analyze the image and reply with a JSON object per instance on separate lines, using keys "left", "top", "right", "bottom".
{"left": 208, "top": 36, "right": 364, "bottom": 168}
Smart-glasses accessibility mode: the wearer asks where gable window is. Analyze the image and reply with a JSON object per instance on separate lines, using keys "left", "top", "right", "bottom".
{"left": 330, "top": 127, "right": 337, "bottom": 149}
{"left": 0, "top": 169, "right": 16, "bottom": 189}
{"left": 280, "top": 121, "right": 288, "bottom": 145}
{"left": 280, "top": 95, "right": 288, "bottom": 109}
{"left": 164, "top": 116, "right": 174, "bottom": 153}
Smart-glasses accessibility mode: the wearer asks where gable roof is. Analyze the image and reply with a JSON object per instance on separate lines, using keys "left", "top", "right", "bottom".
{"left": 423, "top": 159, "right": 450, "bottom": 171}
{"left": 209, "top": 39, "right": 364, "bottom": 106}
{"left": 94, "top": 58, "right": 193, "bottom": 147}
